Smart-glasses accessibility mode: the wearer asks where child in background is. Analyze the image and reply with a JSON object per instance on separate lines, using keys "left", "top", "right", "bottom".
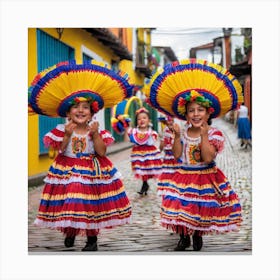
{"left": 124, "top": 107, "right": 162, "bottom": 195}
{"left": 157, "top": 115, "right": 181, "bottom": 194}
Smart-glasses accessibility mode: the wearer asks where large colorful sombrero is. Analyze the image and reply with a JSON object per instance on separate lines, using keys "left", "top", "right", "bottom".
{"left": 28, "top": 60, "right": 133, "bottom": 117}
{"left": 111, "top": 96, "right": 142, "bottom": 134}
{"left": 144, "top": 59, "right": 243, "bottom": 120}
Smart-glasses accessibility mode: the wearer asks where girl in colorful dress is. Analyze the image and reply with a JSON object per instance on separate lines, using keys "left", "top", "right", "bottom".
{"left": 28, "top": 60, "right": 133, "bottom": 251}
{"left": 124, "top": 107, "right": 162, "bottom": 195}
{"left": 144, "top": 59, "right": 243, "bottom": 251}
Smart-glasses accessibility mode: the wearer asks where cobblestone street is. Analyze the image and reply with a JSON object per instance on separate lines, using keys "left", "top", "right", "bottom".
{"left": 28, "top": 118, "right": 252, "bottom": 254}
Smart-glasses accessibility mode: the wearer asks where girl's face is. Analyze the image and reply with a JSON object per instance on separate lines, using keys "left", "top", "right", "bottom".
{"left": 186, "top": 102, "right": 210, "bottom": 128}
{"left": 67, "top": 101, "right": 92, "bottom": 125}
{"left": 137, "top": 112, "right": 150, "bottom": 129}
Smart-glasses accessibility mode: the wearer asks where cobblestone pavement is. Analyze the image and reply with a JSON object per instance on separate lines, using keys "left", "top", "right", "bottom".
{"left": 28, "top": 118, "right": 252, "bottom": 254}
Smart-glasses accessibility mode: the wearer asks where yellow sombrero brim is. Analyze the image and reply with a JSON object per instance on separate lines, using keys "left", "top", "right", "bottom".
{"left": 144, "top": 59, "right": 243, "bottom": 120}
{"left": 28, "top": 60, "right": 133, "bottom": 117}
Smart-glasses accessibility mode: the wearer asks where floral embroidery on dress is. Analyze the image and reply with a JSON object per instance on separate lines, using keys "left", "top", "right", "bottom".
{"left": 72, "top": 136, "right": 87, "bottom": 154}
{"left": 189, "top": 144, "right": 201, "bottom": 164}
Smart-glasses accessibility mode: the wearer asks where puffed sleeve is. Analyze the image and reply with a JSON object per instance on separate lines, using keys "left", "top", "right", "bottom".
{"left": 127, "top": 127, "right": 133, "bottom": 136}
{"left": 208, "top": 128, "right": 225, "bottom": 153}
{"left": 151, "top": 130, "right": 158, "bottom": 141}
{"left": 43, "top": 124, "right": 65, "bottom": 149}
{"left": 99, "top": 130, "right": 115, "bottom": 146}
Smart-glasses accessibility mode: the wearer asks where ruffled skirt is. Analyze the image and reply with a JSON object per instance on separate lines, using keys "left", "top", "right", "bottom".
{"left": 157, "top": 149, "right": 181, "bottom": 191}
{"left": 158, "top": 163, "right": 242, "bottom": 235}
{"left": 34, "top": 153, "right": 132, "bottom": 236}
{"left": 130, "top": 145, "right": 162, "bottom": 181}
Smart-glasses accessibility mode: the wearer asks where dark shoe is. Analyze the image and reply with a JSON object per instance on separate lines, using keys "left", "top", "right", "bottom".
{"left": 174, "top": 234, "right": 191, "bottom": 251}
{"left": 240, "top": 141, "right": 244, "bottom": 147}
{"left": 137, "top": 181, "right": 149, "bottom": 195}
{"left": 82, "top": 236, "right": 98, "bottom": 251}
{"left": 64, "top": 236, "right": 75, "bottom": 248}
{"left": 192, "top": 231, "right": 203, "bottom": 251}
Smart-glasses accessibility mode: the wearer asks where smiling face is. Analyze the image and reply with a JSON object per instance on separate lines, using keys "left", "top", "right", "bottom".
{"left": 186, "top": 102, "right": 210, "bottom": 128}
{"left": 136, "top": 112, "right": 150, "bottom": 129}
{"left": 67, "top": 101, "right": 92, "bottom": 125}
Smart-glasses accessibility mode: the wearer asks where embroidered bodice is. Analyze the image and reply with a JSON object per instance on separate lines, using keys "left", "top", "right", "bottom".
{"left": 64, "top": 131, "right": 94, "bottom": 157}
{"left": 180, "top": 127, "right": 224, "bottom": 167}
{"left": 43, "top": 124, "right": 114, "bottom": 158}
{"left": 127, "top": 127, "right": 158, "bottom": 145}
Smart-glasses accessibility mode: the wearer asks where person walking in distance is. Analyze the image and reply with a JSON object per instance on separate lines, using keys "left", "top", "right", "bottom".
{"left": 236, "top": 103, "right": 251, "bottom": 149}
{"left": 124, "top": 107, "right": 162, "bottom": 195}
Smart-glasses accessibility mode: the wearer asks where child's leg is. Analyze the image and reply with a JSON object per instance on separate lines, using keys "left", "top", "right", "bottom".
{"left": 137, "top": 180, "right": 149, "bottom": 195}
{"left": 192, "top": 230, "right": 203, "bottom": 251}
{"left": 174, "top": 233, "right": 191, "bottom": 251}
{"left": 82, "top": 229, "right": 99, "bottom": 251}
{"left": 63, "top": 227, "right": 77, "bottom": 248}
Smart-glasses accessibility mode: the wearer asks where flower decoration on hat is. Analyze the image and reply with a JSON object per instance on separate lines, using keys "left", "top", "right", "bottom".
{"left": 69, "top": 96, "right": 100, "bottom": 114}
{"left": 177, "top": 90, "right": 214, "bottom": 116}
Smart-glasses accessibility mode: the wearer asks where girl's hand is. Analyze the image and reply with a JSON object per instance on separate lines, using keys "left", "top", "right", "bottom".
{"left": 173, "top": 123, "right": 181, "bottom": 138}
{"left": 65, "top": 120, "right": 77, "bottom": 137}
{"left": 200, "top": 122, "right": 209, "bottom": 136}
{"left": 88, "top": 121, "right": 99, "bottom": 136}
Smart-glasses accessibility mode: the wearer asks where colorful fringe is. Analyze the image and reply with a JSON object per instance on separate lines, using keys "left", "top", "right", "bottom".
{"left": 158, "top": 163, "right": 242, "bottom": 235}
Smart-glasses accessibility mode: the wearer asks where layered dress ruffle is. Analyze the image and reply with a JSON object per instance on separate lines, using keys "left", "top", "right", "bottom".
{"left": 128, "top": 127, "right": 162, "bottom": 181}
{"left": 159, "top": 127, "right": 242, "bottom": 235}
{"left": 157, "top": 127, "right": 181, "bottom": 193}
{"left": 34, "top": 124, "right": 132, "bottom": 236}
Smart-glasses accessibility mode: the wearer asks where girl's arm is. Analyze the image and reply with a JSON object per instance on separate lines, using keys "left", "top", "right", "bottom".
{"left": 124, "top": 126, "right": 132, "bottom": 142}
{"left": 159, "top": 139, "right": 164, "bottom": 151}
{"left": 172, "top": 123, "right": 183, "bottom": 159}
{"left": 92, "top": 131, "right": 106, "bottom": 157}
{"left": 90, "top": 122, "right": 106, "bottom": 157}
{"left": 200, "top": 122, "right": 216, "bottom": 163}
{"left": 60, "top": 121, "right": 77, "bottom": 153}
